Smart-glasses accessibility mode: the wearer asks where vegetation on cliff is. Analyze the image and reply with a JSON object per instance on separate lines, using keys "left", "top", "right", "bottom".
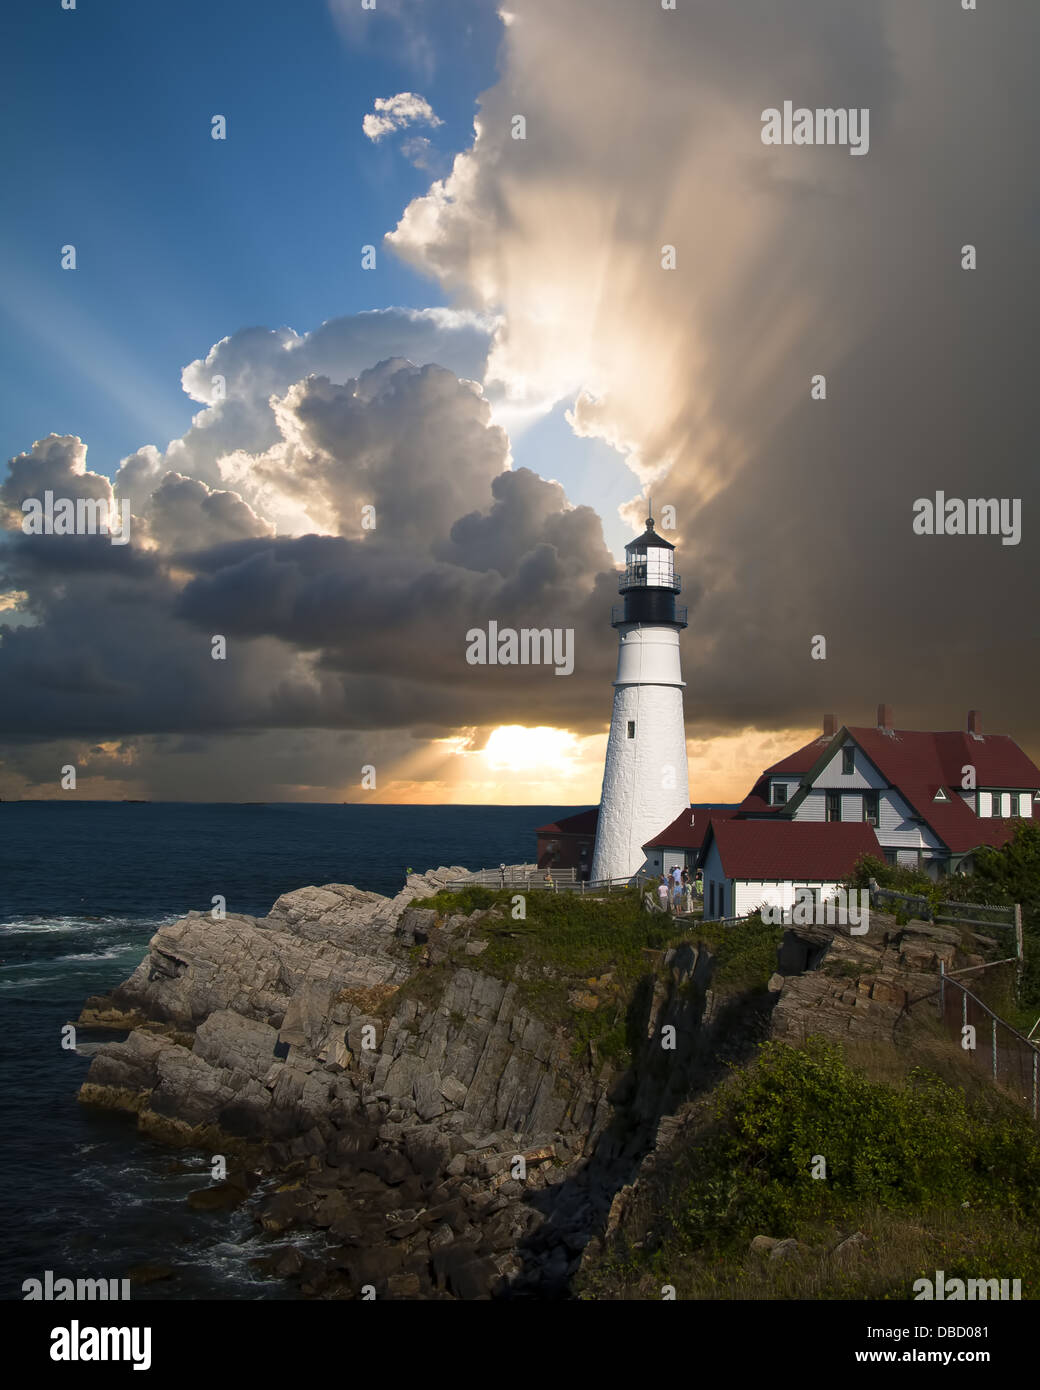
{"left": 577, "top": 1036, "right": 1040, "bottom": 1299}
{"left": 419, "top": 886, "right": 781, "bottom": 1065}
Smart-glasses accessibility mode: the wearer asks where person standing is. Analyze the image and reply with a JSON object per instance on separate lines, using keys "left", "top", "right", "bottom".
{"left": 671, "top": 863, "right": 683, "bottom": 908}
{"left": 657, "top": 874, "right": 670, "bottom": 911}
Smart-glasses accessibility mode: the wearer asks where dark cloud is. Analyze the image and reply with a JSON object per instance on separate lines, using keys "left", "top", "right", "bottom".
{"left": 389, "top": 0, "right": 1040, "bottom": 751}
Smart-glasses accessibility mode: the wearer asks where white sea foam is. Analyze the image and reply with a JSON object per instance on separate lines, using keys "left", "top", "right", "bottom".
{"left": 60, "top": 944, "right": 136, "bottom": 962}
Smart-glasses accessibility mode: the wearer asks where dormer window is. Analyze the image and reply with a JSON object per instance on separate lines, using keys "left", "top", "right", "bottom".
{"left": 842, "top": 747, "right": 854, "bottom": 775}
{"left": 771, "top": 782, "right": 788, "bottom": 805}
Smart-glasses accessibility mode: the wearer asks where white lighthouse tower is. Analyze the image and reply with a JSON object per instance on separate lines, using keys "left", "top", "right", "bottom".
{"left": 590, "top": 510, "right": 690, "bottom": 882}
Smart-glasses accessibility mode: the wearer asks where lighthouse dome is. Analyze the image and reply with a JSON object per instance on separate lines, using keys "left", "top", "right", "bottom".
{"left": 620, "top": 515, "right": 678, "bottom": 591}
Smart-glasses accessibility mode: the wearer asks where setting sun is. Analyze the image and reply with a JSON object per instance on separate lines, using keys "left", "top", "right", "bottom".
{"left": 483, "top": 725, "right": 579, "bottom": 773}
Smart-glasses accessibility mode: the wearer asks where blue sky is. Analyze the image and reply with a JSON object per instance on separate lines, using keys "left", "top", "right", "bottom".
{"left": 0, "top": 0, "right": 635, "bottom": 555}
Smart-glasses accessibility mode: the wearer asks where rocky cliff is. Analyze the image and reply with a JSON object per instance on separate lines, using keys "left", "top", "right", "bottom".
{"left": 79, "top": 871, "right": 981, "bottom": 1299}
{"left": 78, "top": 869, "right": 742, "bottom": 1299}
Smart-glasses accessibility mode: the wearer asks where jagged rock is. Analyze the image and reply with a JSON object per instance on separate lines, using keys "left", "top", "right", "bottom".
{"left": 386, "top": 1272, "right": 422, "bottom": 1298}
{"left": 338, "top": 1244, "right": 408, "bottom": 1289}
{"left": 186, "top": 1179, "right": 250, "bottom": 1211}
{"left": 355, "top": 1149, "right": 412, "bottom": 1185}
{"left": 404, "top": 1128, "right": 452, "bottom": 1181}
{"left": 749, "top": 1235, "right": 779, "bottom": 1255}
{"left": 414, "top": 1071, "right": 447, "bottom": 1120}
{"left": 258, "top": 1186, "right": 317, "bottom": 1234}
{"left": 431, "top": 1244, "right": 501, "bottom": 1300}
{"left": 440, "top": 1076, "right": 468, "bottom": 1107}
{"left": 769, "top": 1238, "right": 811, "bottom": 1261}
{"left": 833, "top": 1231, "right": 869, "bottom": 1260}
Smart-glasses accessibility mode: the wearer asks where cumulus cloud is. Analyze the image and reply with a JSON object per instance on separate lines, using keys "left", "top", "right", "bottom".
{"left": 363, "top": 92, "right": 442, "bottom": 141}
{"left": 386, "top": 0, "right": 1040, "bottom": 748}
{"left": 0, "top": 343, "right": 618, "bottom": 799}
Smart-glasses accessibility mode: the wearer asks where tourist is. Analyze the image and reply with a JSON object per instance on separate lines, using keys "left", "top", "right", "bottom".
{"left": 657, "top": 874, "right": 670, "bottom": 910}
{"left": 671, "top": 863, "right": 683, "bottom": 907}
{"left": 682, "top": 877, "right": 694, "bottom": 914}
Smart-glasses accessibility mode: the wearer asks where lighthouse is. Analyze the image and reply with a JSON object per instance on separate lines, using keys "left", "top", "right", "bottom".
{"left": 590, "top": 510, "right": 690, "bottom": 882}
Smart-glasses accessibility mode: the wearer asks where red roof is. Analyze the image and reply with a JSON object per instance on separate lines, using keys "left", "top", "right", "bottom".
{"left": 737, "top": 725, "right": 1039, "bottom": 851}
{"left": 535, "top": 808, "right": 598, "bottom": 836}
{"left": 844, "top": 727, "right": 1038, "bottom": 853}
{"left": 643, "top": 805, "right": 739, "bottom": 850}
{"left": 737, "top": 737, "right": 829, "bottom": 815}
{"left": 705, "top": 819, "right": 880, "bottom": 881}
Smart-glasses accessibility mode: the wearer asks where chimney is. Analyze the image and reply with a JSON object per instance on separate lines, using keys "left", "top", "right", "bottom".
{"left": 968, "top": 709, "right": 982, "bottom": 736}
{"left": 823, "top": 714, "right": 836, "bottom": 738}
{"left": 877, "top": 703, "right": 893, "bottom": 731}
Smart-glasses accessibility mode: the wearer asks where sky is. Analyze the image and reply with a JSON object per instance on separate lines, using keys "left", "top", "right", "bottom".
{"left": 0, "top": 0, "right": 1037, "bottom": 805}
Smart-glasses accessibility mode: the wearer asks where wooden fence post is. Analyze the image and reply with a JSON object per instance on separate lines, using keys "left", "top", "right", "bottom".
{"left": 1015, "top": 904, "right": 1024, "bottom": 997}
{"left": 939, "top": 959, "right": 945, "bottom": 1019}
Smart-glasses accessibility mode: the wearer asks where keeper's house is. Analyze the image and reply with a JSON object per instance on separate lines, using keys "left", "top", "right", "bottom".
{"left": 736, "top": 707, "right": 1040, "bottom": 880}
{"left": 700, "top": 819, "right": 879, "bottom": 922}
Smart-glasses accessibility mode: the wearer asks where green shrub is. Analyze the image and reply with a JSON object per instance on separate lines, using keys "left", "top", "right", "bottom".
{"left": 670, "top": 1038, "right": 1040, "bottom": 1252}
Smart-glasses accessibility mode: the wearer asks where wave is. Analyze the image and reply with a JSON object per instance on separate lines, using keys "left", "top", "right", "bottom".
{"left": 59, "top": 944, "right": 137, "bottom": 962}
{"left": 0, "top": 914, "right": 177, "bottom": 935}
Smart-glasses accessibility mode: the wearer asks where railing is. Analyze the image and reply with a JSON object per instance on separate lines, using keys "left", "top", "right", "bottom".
{"left": 933, "top": 966, "right": 1040, "bottom": 1120}
{"left": 444, "top": 868, "right": 649, "bottom": 895}
{"left": 618, "top": 572, "right": 682, "bottom": 593}
{"left": 867, "top": 879, "right": 1019, "bottom": 934}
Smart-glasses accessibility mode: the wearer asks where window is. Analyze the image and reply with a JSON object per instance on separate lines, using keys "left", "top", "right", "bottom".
{"left": 978, "top": 791, "right": 993, "bottom": 817}
{"left": 627, "top": 720, "right": 635, "bottom": 739}
{"left": 771, "top": 781, "right": 788, "bottom": 805}
{"left": 863, "top": 791, "right": 879, "bottom": 826}
{"left": 842, "top": 747, "right": 854, "bottom": 775}
{"left": 826, "top": 792, "right": 841, "bottom": 823}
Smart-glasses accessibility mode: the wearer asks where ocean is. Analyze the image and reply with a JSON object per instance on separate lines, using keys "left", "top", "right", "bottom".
{"left": 0, "top": 801, "right": 572, "bottom": 1301}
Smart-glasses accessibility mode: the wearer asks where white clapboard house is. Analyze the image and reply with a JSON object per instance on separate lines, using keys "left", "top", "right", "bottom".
{"left": 699, "top": 818, "right": 879, "bottom": 922}
{"left": 735, "top": 706, "right": 1040, "bottom": 879}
